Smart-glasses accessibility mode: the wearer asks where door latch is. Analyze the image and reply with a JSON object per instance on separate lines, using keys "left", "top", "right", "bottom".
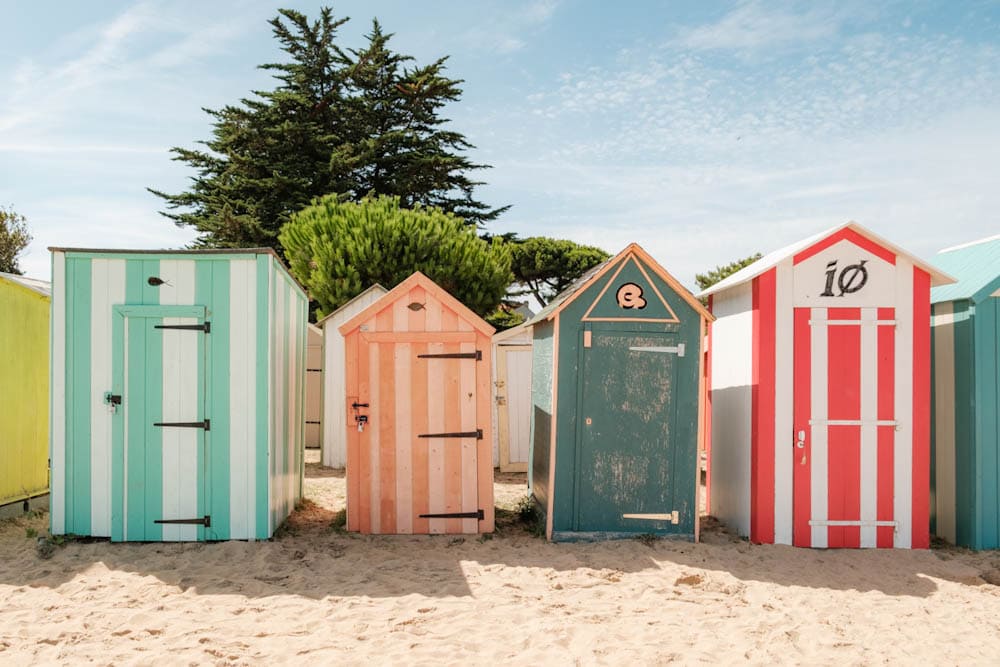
{"left": 104, "top": 392, "right": 122, "bottom": 414}
{"left": 356, "top": 414, "right": 368, "bottom": 432}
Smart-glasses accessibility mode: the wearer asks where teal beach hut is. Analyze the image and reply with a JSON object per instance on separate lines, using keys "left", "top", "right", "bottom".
{"left": 931, "top": 235, "right": 1000, "bottom": 549}
{"left": 50, "top": 248, "right": 307, "bottom": 541}
{"left": 526, "top": 243, "right": 713, "bottom": 541}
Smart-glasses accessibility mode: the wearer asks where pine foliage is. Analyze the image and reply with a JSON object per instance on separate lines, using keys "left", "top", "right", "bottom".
{"left": 0, "top": 206, "right": 31, "bottom": 275}
{"left": 509, "top": 237, "right": 610, "bottom": 306}
{"left": 279, "top": 195, "right": 512, "bottom": 318}
{"left": 150, "top": 8, "right": 504, "bottom": 254}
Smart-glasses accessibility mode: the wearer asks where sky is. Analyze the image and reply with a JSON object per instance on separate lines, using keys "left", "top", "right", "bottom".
{"left": 2, "top": 0, "right": 999, "bottom": 288}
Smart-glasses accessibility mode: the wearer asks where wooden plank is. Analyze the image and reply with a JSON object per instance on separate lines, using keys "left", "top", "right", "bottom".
{"left": 695, "top": 315, "right": 705, "bottom": 544}
{"left": 357, "top": 330, "right": 372, "bottom": 533}
{"left": 496, "top": 347, "right": 512, "bottom": 470}
{"left": 395, "top": 341, "right": 413, "bottom": 534}
{"left": 368, "top": 337, "right": 381, "bottom": 534}
{"left": 424, "top": 296, "right": 445, "bottom": 534}
{"left": 546, "top": 312, "right": 560, "bottom": 540}
{"left": 877, "top": 307, "right": 896, "bottom": 548}
{"left": 911, "top": 267, "right": 931, "bottom": 549}
{"left": 477, "top": 332, "right": 495, "bottom": 533}
{"left": 441, "top": 308, "right": 462, "bottom": 534}
{"left": 411, "top": 341, "right": 430, "bottom": 534}
{"left": 361, "top": 331, "right": 477, "bottom": 343}
{"left": 460, "top": 339, "right": 478, "bottom": 533}
{"left": 376, "top": 307, "right": 396, "bottom": 533}
{"left": 344, "top": 331, "right": 360, "bottom": 531}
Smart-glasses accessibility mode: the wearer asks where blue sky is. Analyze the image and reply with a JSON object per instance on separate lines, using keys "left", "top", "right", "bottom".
{"left": 2, "top": 1, "right": 999, "bottom": 286}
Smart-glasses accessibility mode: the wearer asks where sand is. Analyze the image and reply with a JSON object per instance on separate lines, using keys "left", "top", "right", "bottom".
{"left": 2, "top": 452, "right": 1000, "bottom": 665}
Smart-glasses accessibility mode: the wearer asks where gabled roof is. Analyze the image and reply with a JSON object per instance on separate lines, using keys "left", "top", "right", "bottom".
{"left": 315, "top": 284, "right": 387, "bottom": 327}
{"left": 338, "top": 272, "right": 495, "bottom": 336}
{"left": 525, "top": 243, "right": 713, "bottom": 326}
{"left": 931, "top": 234, "right": 1000, "bottom": 304}
{"left": 0, "top": 272, "right": 51, "bottom": 297}
{"left": 697, "top": 221, "right": 955, "bottom": 297}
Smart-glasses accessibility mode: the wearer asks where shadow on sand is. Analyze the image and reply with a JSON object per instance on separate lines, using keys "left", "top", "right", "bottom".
{"left": 0, "top": 465, "right": 990, "bottom": 601}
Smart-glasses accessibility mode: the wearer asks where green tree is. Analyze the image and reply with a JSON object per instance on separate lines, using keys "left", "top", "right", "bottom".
{"left": 150, "top": 7, "right": 504, "bottom": 255}
{"left": 279, "top": 195, "right": 511, "bottom": 318}
{"left": 695, "top": 253, "right": 762, "bottom": 292}
{"left": 0, "top": 206, "right": 31, "bottom": 275}
{"left": 510, "top": 237, "right": 610, "bottom": 306}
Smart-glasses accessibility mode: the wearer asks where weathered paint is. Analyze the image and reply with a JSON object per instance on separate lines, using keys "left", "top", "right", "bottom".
{"left": 702, "top": 222, "right": 952, "bottom": 549}
{"left": 50, "top": 249, "right": 306, "bottom": 541}
{"left": 316, "top": 285, "right": 387, "bottom": 468}
{"left": 526, "top": 244, "right": 712, "bottom": 541}
{"left": 0, "top": 274, "right": 50, "bottom": 508}
{"left": 339, "top": 272, "right": 495, "bottom": 534}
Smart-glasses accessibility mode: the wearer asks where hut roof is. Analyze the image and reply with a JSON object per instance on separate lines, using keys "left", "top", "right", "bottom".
{"left": 0, "top": 272, "right": 51, "bottom": 297}
{"left": 525, "top": 243, "right": 712, "bottom": 326}
{"left": 697, "top": 221, "right": 954, "bottom": 298}
{"left": 315, "top": 284, "right": 388, "bottom": 327}
{"left": 931, "top": 234, "right": 1000, "bottom": 304}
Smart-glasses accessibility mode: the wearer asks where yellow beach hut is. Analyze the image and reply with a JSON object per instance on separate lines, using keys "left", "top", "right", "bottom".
{"left": 0, "top": 272, "right": 50, "bottom": 513}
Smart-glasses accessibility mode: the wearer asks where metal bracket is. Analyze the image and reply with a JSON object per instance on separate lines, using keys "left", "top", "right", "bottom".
{"left": 155, "top": 322, "right": 211, "bottom": 334}
{"left": 154, "top": 420, "right": 210, "bottom": 431}
{"left": 155, "top": 515, "right": 211, "bottom": 527}
{"left": 622, "top": 511, "right": 679, "bottom": 524}
{"left": 419, "top": 509, "right": 484, "bottom": 520}
{"left": 629, "top": 343, "right": 685, "bottom": 357}
{"left": 417, "top": 350, "right": 482, "bottom": 361}
{"left": 418, "top": 429, "right": 483, "bottom": 439}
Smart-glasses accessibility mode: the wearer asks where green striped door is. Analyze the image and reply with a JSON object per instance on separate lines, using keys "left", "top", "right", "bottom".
{"left": 112, "top": 305, "right": 207, "bottom": 542}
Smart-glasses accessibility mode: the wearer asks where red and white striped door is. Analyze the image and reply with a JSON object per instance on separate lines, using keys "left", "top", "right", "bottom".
{"left": 792, "top": 306, "right": 897, "bottom": 548}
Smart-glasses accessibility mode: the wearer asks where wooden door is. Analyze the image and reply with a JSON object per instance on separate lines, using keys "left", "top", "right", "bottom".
{"left": 793, "top": 306, "right": 896, "bottom": 548}
{"left": 575, "top": 330, "right": 687, "bottom": 534}
{"left": 350, "top": 336, "right": 484, "bottom": 534}
{"left": 496, "top": 344, "right": 531, "bottom": 472}
{"left": 113, "top": 305, "right": 208, "bottom": 542}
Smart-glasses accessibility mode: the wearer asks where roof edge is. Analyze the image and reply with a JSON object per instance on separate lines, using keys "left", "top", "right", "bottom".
{"left": 315, "top": 283, "right": 388, "bottom": 327}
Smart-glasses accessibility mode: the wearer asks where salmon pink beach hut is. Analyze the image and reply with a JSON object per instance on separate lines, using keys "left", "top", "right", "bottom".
{"left": 339, "top": 272, "right": 495, "bottom": 535}
{"left": 700, "top": 222, "right": 953, "bottom": 549}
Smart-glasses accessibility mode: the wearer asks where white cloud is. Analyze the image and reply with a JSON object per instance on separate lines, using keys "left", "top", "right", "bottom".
{"left": 460, "top": 0, "right": 560, "bottom": 54}
{"left": 674, "top": 1, "right": 843, "bottom": 52}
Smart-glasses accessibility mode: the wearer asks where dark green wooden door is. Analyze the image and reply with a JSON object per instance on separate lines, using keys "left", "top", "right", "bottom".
{"left": 575, "top": 330, "right": 683, "bottom": 533}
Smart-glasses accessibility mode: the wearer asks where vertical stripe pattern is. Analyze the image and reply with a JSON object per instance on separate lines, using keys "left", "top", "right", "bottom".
{"left": 341, "top": 276, "right": 494, "bottom": 534}
{"left": 51, "top": 252, "right": 307, "bottom": 542}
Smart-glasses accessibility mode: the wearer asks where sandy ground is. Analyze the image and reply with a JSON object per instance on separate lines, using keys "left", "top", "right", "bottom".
{"left": 2, "top": 451, "right": 1000, "bottom": 665}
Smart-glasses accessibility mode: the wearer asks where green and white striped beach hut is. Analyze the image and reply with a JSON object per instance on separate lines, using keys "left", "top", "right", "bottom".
{"left": 931, "top": 234, "right": 1000, "bottom": 549}
{"left": 50, "top": 248, "right": 307, "bottom": 541}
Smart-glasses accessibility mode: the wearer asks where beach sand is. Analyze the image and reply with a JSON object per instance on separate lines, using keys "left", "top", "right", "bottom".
{"left": 2, "top": 451, "right": 999, "bottom": 664}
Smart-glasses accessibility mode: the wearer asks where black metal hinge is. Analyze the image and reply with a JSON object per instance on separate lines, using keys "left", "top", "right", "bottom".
{"left": 154, "top": 420, "right": 211, "bottom": 431}
{"left": 417, "top": 350, "right": 482, "bottom": 361}
{"left": 155, "top": 516, "right": 211, "bottom": 527}
{"left": 419, "top": 510, "right": 484, "bottom": 520}
{"left": 418, "top": 429, "right": 482, "bottom": 440}
{"left": 155, "top": 322, "right": 211, "bottom": 334}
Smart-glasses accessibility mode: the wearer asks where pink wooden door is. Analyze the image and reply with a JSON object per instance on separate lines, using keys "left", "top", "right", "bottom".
{"left": 793, "top": 306, "right": 897, "bottom": 548}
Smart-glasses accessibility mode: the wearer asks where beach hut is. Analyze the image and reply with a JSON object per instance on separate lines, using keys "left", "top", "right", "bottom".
{"left": 526, "top": 243, "right": 712, "bottom": 541}
{"left": 339, "top": 272, "right": 495, "bottom": 534}
{"left": 0, "top": 273, "right": 50, "bottom": 513}
{"left": 700, "top": 222, "right": 954, "bottom": 549}
{"left": 305, "top": 323, "right": 323, "bottom": 449}
{"left": 492, "top": 323, "right": 532, "bottom": 472}
{"left": 317, "top": 284, "right": 388, "bottom": 468}
{"left": 50, "top": 248, "right": 307, "bottom": 542}
{"left": 930, "top": 234, "right": 1000, "bottom": 549}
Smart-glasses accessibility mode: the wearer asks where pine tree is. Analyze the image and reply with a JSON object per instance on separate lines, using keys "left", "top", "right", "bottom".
{"left": 150, "top": 8, "right": 503, "bottom": 255}
{"left": 0, "top": 206, "right": 31, "bottom": 275}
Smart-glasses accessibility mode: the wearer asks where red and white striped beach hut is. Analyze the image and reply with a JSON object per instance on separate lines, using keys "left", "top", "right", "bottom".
{"left": 700, "top": 222, "right": 953, "bottom": 549}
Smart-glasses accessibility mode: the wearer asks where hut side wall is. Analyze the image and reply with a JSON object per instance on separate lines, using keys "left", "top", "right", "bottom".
{"left": 320, "top": 288, "right": 387, "bottom": 468}
{"left": 708, "top": 281, "right": 754, "bottom": 538}
{"left": 973, "top": 296, "right": 1000, "bottom": 548}
{"left": 528, "top": 320, "right": 554, "bottom": 515}
{"left": 0, "top": 279, "right": 49, "bottom": 507}
{"left": 305, "top": 325, "right": 323, "bottom": 448}
{"left": 268, "top": 260, "right": 307, "bottom": 535}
